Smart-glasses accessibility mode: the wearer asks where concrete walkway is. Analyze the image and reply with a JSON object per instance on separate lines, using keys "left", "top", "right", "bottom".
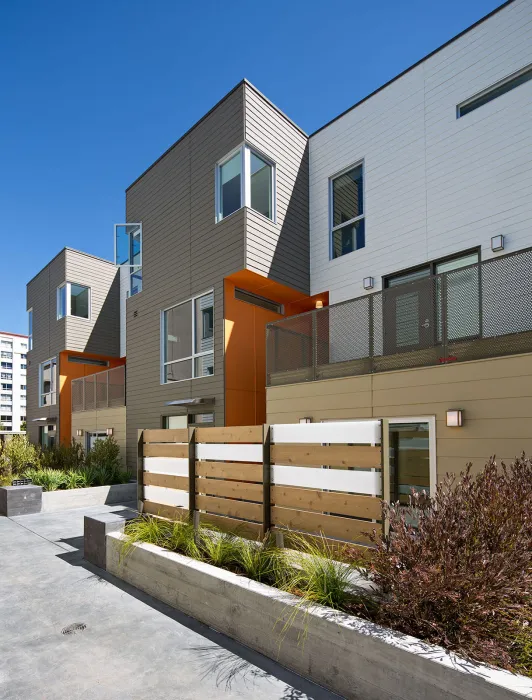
{"left": 0, "top": 505, "right": 342, "bottom": 700}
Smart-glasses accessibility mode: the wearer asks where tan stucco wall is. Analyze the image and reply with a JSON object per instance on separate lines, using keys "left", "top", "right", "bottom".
{"left": 71, "top": 407, "right": 127, "bottom": 469}
{"left": 266, "top": 352, "right": 532, "bottom": 479}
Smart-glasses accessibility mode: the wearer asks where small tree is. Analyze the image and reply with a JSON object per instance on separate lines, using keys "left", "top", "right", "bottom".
{"left": 0, "top": 434, "right": 40, "bottom": 473}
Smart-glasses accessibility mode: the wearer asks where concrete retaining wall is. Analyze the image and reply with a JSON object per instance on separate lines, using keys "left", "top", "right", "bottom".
{"left": 106, "top": 533, "right": 532, "bottom": 700}
{"left": 41, "top": 483, "right": 136, "bottom": 513}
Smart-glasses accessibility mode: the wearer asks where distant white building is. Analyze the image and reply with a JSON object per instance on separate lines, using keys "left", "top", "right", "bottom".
{"left": 0, "top": 331, "right": 28, "bottom": 434}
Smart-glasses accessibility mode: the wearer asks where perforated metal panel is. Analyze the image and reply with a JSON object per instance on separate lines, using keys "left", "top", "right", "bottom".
{"left": 266, "top": 248, "right": 532, "bottom": 386}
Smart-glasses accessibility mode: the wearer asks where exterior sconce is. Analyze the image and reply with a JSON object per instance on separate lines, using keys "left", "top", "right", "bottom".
{"left": 491, "top": 235, "right": 505, "bottom": 252}
{"left": 446, "top": 409, "right": 463, "bottom": 427}
{"left": 315, "top": 300, "right": 324, "bottom": 309}
{"left": 76, "top": 429, "right": 84, "bottom": 437}
{"left": 299, "top": 417, "right": 312, "bottom": 424}
{"left": 363, "top": 277, "right": 374, "bottom": 290}
{"left": 106, "top": 428, "right": 114, "bottom": 436}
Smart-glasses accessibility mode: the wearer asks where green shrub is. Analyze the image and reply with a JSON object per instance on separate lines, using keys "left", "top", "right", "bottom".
{"left": 234, "top": 535, "right": 280, "bottom": 583}
{"left": 23, "top": 467, "right": 66, "bottom": 491}
{"left": 165, "top": 518, "right": 202, "bottom": 560}
{"left": 40, "top": 440, "right": 85, "bottom": 471}
{"left": 86, "top": 436, "right": 121, "bottom": 470}
{"left": 360, "top": 456, "right": 532, "bottom": 675}
{"left": 198, "top": 530, "right": 241, "bottom": 568}
{"left": 0, "top": 435, "right": 40, "bottom": 473}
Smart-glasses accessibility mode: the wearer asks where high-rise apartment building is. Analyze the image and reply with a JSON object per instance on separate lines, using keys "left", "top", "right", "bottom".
{"left": 0, "top": 331, "right": 29, "bottom": 434}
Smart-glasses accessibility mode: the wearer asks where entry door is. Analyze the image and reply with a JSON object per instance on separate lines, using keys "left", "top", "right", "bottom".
{"left": 383, "top": 276, "right": 435, "bottom": 354}
{"left": 389, "top": 421, "right": 431, "bottom": 504}
{"left": 87, "top": 431, "right": 107, "bottom": 451}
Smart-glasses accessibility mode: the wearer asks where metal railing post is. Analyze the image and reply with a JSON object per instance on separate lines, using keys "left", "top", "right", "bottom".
{"left": 312, "top": 309, "right": 317, "bottom": 381}
{"left": 262, "top": 424, "right": 271, "bottom": 536}
{"left": 188, "top": 427, "right": 196, "bottom": 524}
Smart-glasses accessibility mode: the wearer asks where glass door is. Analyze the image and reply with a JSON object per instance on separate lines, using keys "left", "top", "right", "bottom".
{"left": 389, "top": 421, "right": 430, "bottom": 504}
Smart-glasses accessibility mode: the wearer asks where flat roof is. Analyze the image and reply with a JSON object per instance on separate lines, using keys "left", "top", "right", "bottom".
{"left": 311, "top": 0, "right": 515, "bottom": 136}
{"left": 26, "top": 247, "right": 114, "bottom": 287}
{"left": 0, "top": 331, "right": 28, "bottom": 339}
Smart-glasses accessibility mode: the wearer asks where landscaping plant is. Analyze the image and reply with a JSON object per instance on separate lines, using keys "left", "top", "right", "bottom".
{"left": 0, "top": 434, "right": 40, "bottom": 474}
{"left": 356, "top": 456, "right": 532, "bottom": 675}
{"left": 40, "top": 440, "right": 85, "bottom": 471}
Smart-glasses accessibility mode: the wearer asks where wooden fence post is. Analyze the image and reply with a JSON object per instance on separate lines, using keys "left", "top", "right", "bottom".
{"left": 137, "top": 429, "right": 144, "bottom": 513}
{"left": 262, "top": 424, "right": 271, "bottom": 536}
{"left": 188, "top": 427, "right": 196, "bottom": 524}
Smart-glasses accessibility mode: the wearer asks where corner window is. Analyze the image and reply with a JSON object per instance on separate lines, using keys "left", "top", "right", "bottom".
{"left": 39, "top": 357, "right": 57, "bottom": 406}
{"left": 114, "top": 223, "right": 143, "bottom": 296}
{"left": 216, "top": 145, "right": 275, "bottom": 222}
{"left": 162, "top": 291, "right": 214, "bottom": 383}
{"left": 330, "top": 163, "right": 365, "bottom": 259}
{"left": 57, "top": 282, "right": 90, "bottom": 319}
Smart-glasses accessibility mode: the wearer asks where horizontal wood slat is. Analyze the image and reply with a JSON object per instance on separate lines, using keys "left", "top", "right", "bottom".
{"left": 195, "top": 461, "right": 263, "bottom": 482}
{"left": 196, "top": 478, "right": 263, "bottom": 502}
{"left": 199, "top": 512, "right": 263, "bottom": 539}
{"left": 143, "top": 429, "right": 189, "bottom": 443}
{"left": 271, "top": 444, "right": 382, "bottom": 469}
{"left": 271, "top": 506, "right": 377, "bottom": 545}
{"left": 196, "top": 495, "right": 263, "bottom": 522}
{"left": 143, "top": 473, "right": 190, "bottom": 491}
{"left": 144, "top": 443, "right": 189, "bottom": 458}
{"left": 195, "top": 425, "right": 263, "bottom": 444}
{"left": 271, "top": 486, "right": 381, "bottom": 520}
{"left": 143, "top": 501, "right": 189, "bottom": 520}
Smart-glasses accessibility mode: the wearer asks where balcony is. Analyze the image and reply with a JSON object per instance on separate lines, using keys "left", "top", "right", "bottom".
{"left": 266, "top": 247, "right": 532, "bottom": 387}
{"left": 71, "top": 365, "right": 125, "bottom": 412}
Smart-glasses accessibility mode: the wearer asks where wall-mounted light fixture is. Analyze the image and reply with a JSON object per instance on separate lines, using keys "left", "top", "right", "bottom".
{"left": 106, "top": 428, "right": 114, "bottom": 436}
{"left": 491, "top": 235, "right": 505, "bottom": 252}
{"left": 315, "top": 300, "right": 323, "bottom": 309}
{"left": 76, "top": 429, "right": 84, "bottom": 437}
{"left": 446, "top": 409, "right": 463, "bottom": 427}
{"left": 363, "top": 277, "right": 374, "bottom": 290}
{"left": 299, "top": 417, "right": 312, "bottom": 424}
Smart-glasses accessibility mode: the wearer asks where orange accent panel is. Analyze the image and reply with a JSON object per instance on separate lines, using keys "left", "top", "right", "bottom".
{"left": 59, "top": 351, "right": 125, "bottom": 444}
{"left": 224, "top": 272, "right": 328, "bottom": 426}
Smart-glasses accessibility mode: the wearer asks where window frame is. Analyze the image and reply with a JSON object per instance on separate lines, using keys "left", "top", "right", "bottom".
{"left": 160, "top": 290, "right": 215, "bottom": 384}
{"left": 39, "top": 357, "right": 57, "bottom": 407}
{"left": 56, "top": 282, "right": 91, "bottom": 320}
{"left": 329, "top": 161, "right": 365, "bottom": 260}
{"left": 215, "top": 143, "right": 276, "bottom": 224}
{"left": 457, "top": 63, "right": 532, "bottom": 118}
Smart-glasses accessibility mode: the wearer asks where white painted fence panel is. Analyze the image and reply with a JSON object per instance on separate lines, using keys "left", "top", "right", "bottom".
{"left": 196, "top": 443, "right": 262, "bottom": 463}
{"left": 144, "top": 485, "right": 188, "bottom": 508}
{"left": 143, "top": 457, "right": 189, "bottom": 476}
{"left": 271, "top": 465, "right": 382, "bottom": 496}
{"left": 271, "top": 421, "right": 381, "bottom": 445}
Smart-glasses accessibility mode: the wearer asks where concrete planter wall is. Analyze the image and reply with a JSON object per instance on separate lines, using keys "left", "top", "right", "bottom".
{"left": 106, "top": 533, "right": 532, "bottom": 700}
{"left": 41, "top": 483, "right": 137, "bottom": 512}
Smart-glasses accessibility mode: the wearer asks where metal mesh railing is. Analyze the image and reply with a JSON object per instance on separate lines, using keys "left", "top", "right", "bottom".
{"left": 266, "top": 248, "right": 532, "bottom": 386}
{"left": 71, "top": 365, "right": 125, "bottom": 412}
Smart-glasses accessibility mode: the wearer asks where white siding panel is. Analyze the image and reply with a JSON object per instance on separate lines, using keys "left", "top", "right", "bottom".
{"left": 144, "top": 485, "right": 188, "bottom": 508}
{"left": 309, "top": 0, "right": 532, "bottom": 303}
{"left": 196, "top": 443, "right": 262, "bottom": 463}
{"left": 143, "top": 457, "right": 189, "bottom": 475}
{"left": 271, "top": 465, "right": 381, "bottom": 495}
{"left": 271, "top": 420, "right": 381, "bottom": 445}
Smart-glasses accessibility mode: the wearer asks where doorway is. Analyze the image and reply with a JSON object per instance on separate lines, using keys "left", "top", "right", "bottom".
{"left": 388, "top": 418, "right": 436, "bottom": 502}
{"left": 87, "top": 431, "right": 107, "bottom": 452}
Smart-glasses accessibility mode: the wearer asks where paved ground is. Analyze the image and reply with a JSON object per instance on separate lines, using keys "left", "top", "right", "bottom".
{"left": 0, "top": 504, "right": 342, "bottom": 700}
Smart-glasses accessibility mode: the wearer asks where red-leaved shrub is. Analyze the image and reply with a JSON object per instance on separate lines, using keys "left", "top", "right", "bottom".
{"left": 359, "top": 456, "right": 532, "bottom": 674}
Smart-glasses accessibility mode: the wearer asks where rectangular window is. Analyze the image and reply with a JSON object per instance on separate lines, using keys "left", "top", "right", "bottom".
{"left": 1, "top": 394, "right": 11, "bottom": 401}
{"left": 1, "top": 373, "right": 11, "bottom": 380}
{"left": 57, "top": 282, "right": 90, "bottom": 319}
{"left": 28, "top": 308, "right": 33, "bottom": 350}
{"left": 20, "top": 364, "right": 26, "bottom": 370}
{"left": 20, "top": 385, "right": 26, "bottom": 390}
{"left": 67, "top": 355, "right": 108, "bottom": 367}
{"left": 115, "top": 223, "right": 143, "bottom": 297}
{"left": 457, "top": 63, "right": 532, "bottom": 118}
{"left": 20, "top": 354, "right": 27, "bottom": 359}
{"left": 0, "top": 415, "right": 11, "bottom": 421}
{"left": 331, "top": 163, "right": 365, "bottom": 259}
{"left": 1, "top": 384, "right": 12, "bottom": 390}
{"left": 216, "top": 145, "right": 275, "bottom": 222}
{"left": 1, "top": 363, "right": 12, "bottom": 370}
{"left": 162, "top": 291, "right": 214, "bottom": 383}
{"left": 21, "top": 343, "right": 27, "bottom": 350}
{"left": 0, "top": 405, "right": 11, "bottom": 412}
{"left": 0, "top": 340, "right": 12, "bottom": 348}
{"left": 1, "top": 352, "right": 12, "bottom": 360}
{"left": 39, "top": 357, "right": 57, "bottom": 406}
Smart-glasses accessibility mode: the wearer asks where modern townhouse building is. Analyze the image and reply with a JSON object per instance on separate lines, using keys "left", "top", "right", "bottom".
{"left": 26, "top": 248, "right": 124, "bottom": 449}
{"left": 0, "top": 331, "right": 29, "bottom": 434}
{"left": 266, "top": 0, "right": 532, "bottom": 499}
{"left": 120, "top": 80, "right": 327, "bottom": 467}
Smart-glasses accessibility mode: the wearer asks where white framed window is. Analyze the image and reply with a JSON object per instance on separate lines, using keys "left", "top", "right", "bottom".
{"left": 39, "top": 357, "right": 57, "bottom": 406}
{"left": 57, "top": 282, "right": 91, "bottom": 319}
{"left": 330, "top": 162, "right": 365, "bottom": 259}
{"left": 28, "top": 308, "right": 33, "bottom": 350}
{"left": 161, "top": 291, "right": 214, "bottom": 383}
{"left": 1, "top": 352, "right": 12, "bottom": 360}
{"left": 216, "top": 144, "right": 275, "bottom": 222}
{"left": 114, "top": 223, "right": 142, "bottom": 297}
{"left": 0, "top": 340, "right": 12, "bottom": 349}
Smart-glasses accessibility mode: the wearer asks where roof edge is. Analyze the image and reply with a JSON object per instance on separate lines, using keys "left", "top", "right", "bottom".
{"left": 311, "top": 0, "right": 516, "bottom": 137}
{"left": 26, "top": 247, "right": 114, "bottom": 287}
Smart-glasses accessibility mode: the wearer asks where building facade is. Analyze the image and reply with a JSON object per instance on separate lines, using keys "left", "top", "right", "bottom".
{"left": 26, "top": 248, "right": 123, "bottom": 448}
{"left": 266, "top": 0, "right": 532, "bottom": 498}
{"left": 0, "top": 331, "right": 28, "bottom": 434}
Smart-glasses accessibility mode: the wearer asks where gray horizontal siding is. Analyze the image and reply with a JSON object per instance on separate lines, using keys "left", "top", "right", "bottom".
{"left": 243, "top": 84, "right": 310, "bottom": 295}
{"left": 125, "top": 84, "right": 246, "bottom": 468}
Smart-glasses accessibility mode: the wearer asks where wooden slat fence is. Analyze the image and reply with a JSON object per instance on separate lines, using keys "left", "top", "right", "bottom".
{"left": 138, "top": 420, "right": 384, "bottom": 548}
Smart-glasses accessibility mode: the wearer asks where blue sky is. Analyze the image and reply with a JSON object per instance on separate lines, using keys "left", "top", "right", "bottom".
{"left": 0, "top": 0, "right": 501, "bottom": 334}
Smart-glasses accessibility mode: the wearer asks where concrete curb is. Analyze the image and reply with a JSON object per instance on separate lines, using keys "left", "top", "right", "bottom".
{"left": 41, "top": 482, "right": 137, "bottom": 512}
{"left": 105, "top": 532, "right": 532, "bottom": 700}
